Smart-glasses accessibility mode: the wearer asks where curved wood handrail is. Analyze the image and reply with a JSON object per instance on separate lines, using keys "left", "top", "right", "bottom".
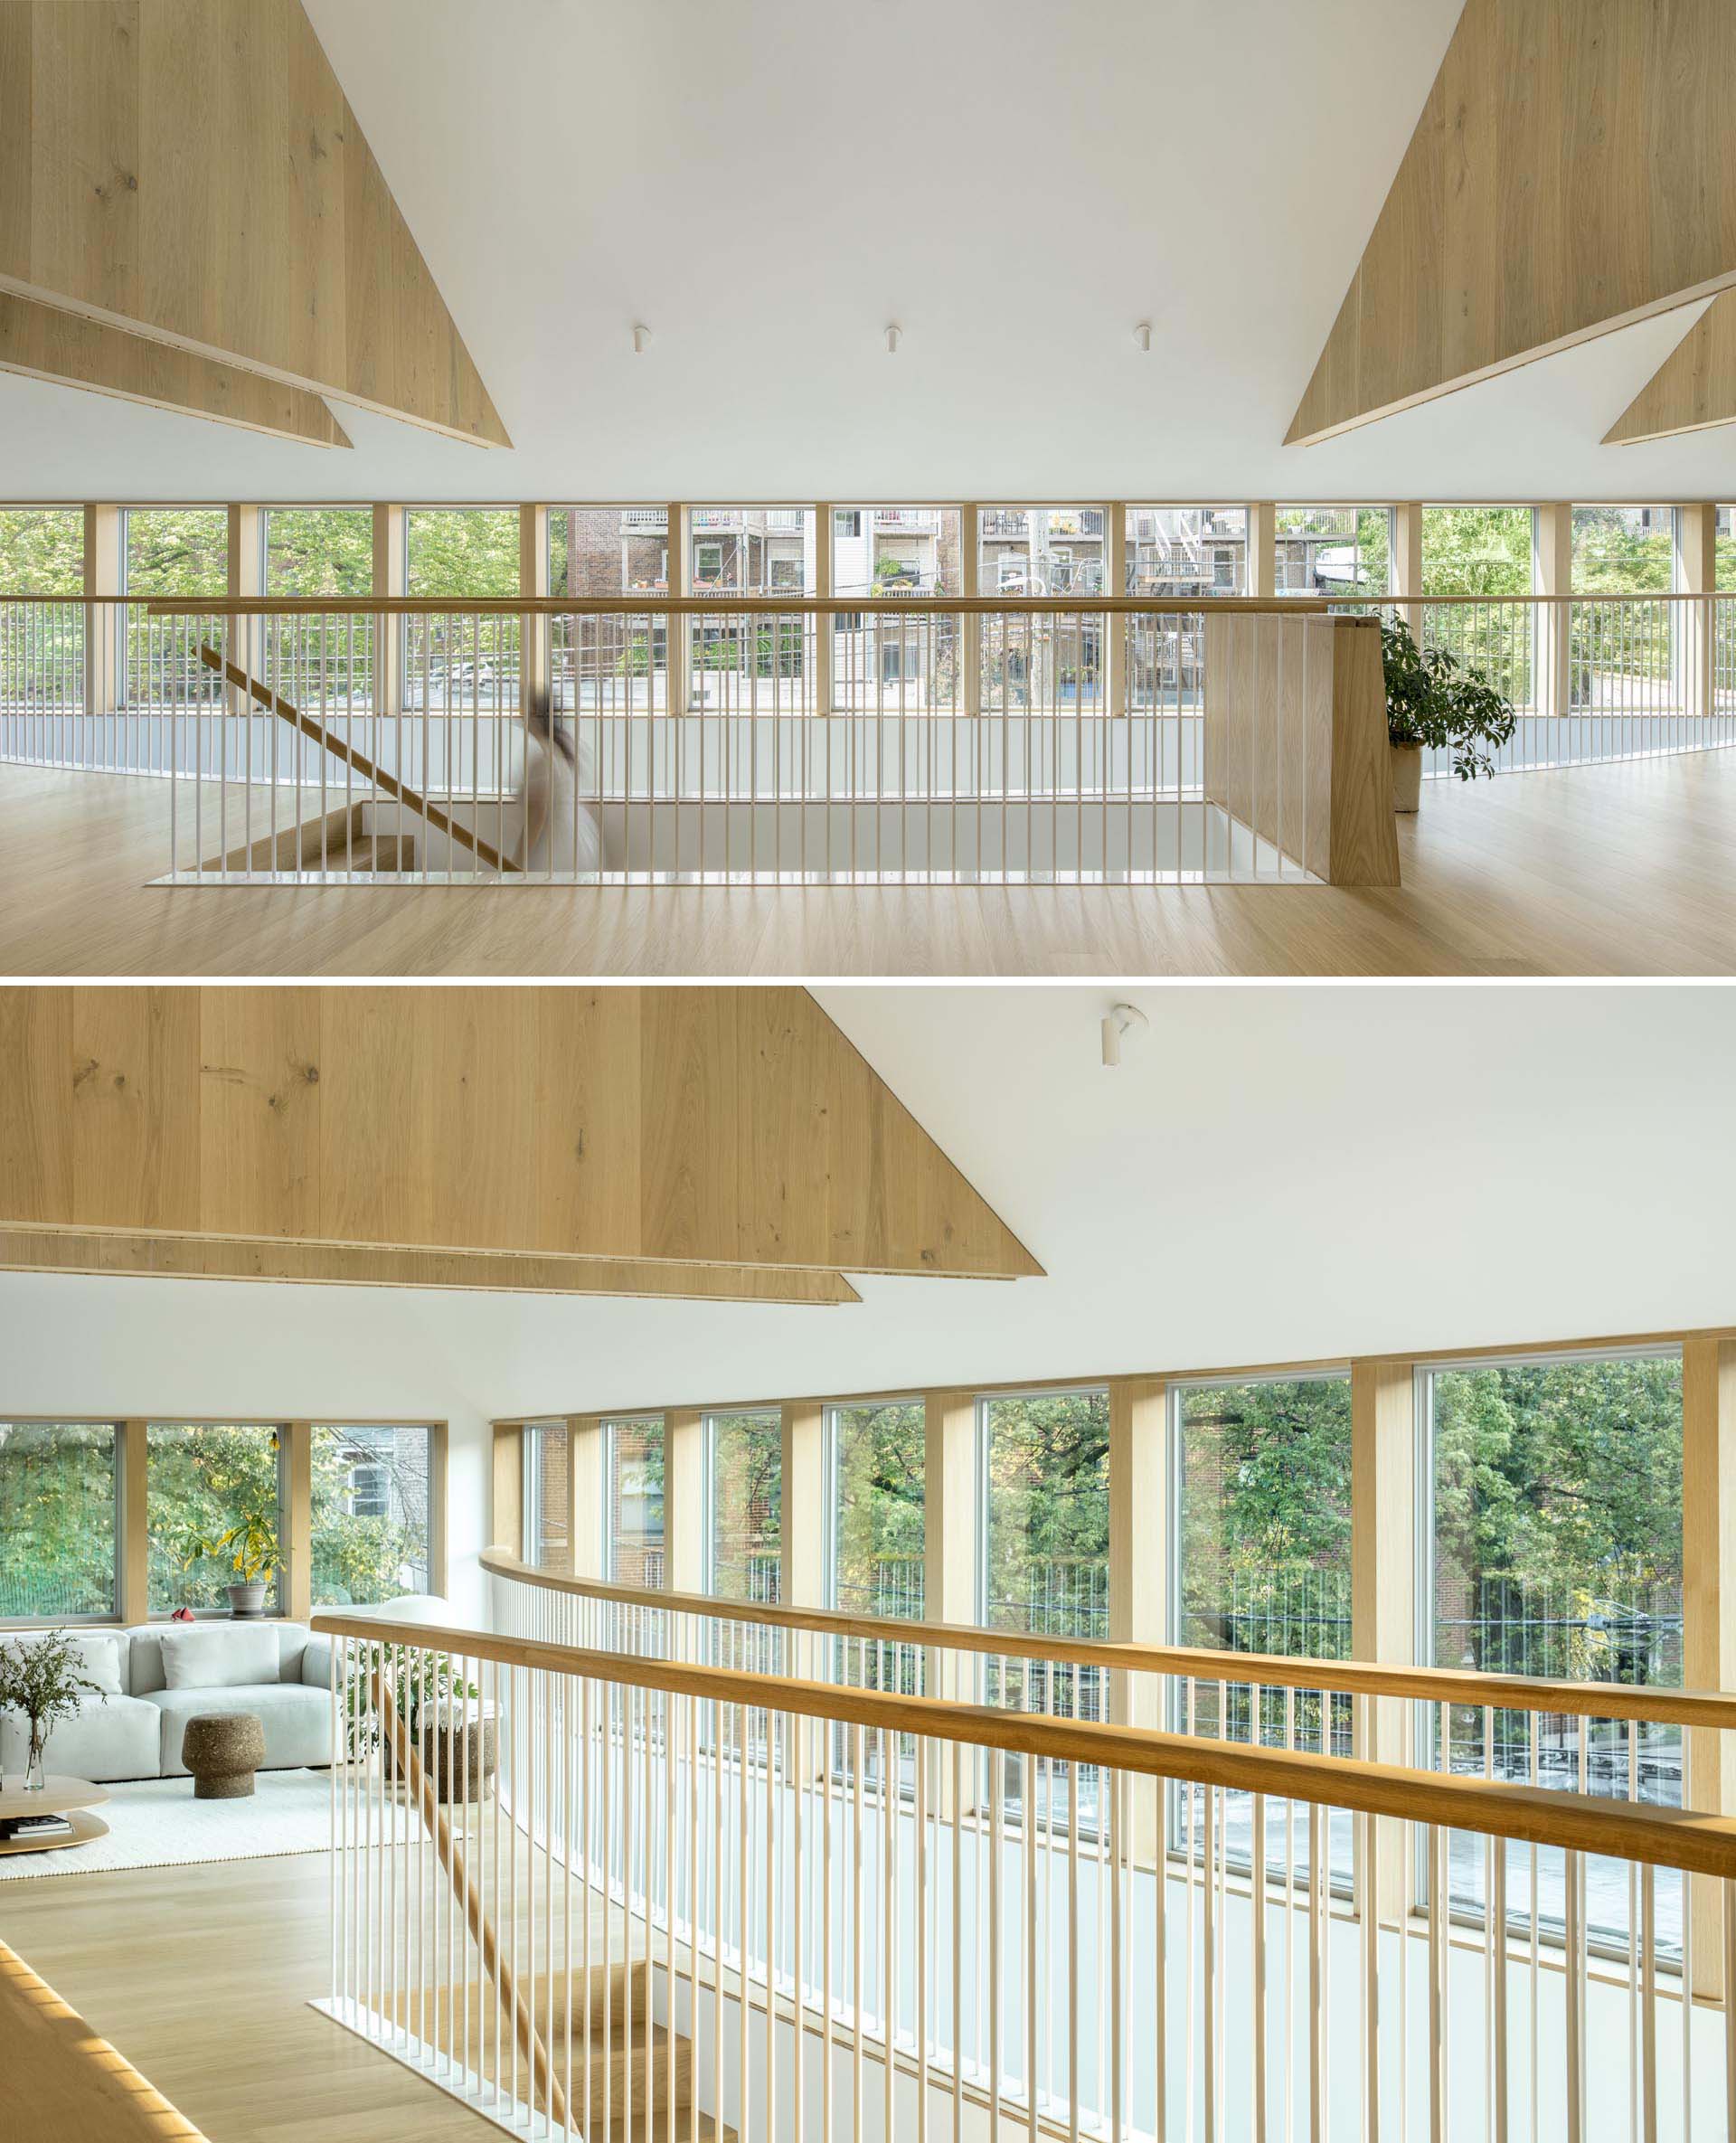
{"left": 481, "top": 1548, "right": 1736, "bottom": 1732}
{"left": 316, "top": 1605, "right": 1736, "bottom": 1880}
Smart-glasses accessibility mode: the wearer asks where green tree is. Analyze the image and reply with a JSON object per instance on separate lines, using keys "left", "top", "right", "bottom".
{"left": 0, "top": 508, "right": 83, "bottom": 594}
{"left": 1432, "top": 1357, "right": 1683, "bottom": 1682}
{"left": 834, "top": 1402, "right": 925, "bottom": 1615}
{"left": 264, "top": 507, "right": 373, "bottom": 596}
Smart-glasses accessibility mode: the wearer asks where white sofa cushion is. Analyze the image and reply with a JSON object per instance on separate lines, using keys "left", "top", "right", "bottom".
{"left": 70, "top": 1631, "right": 127, "bottom": 1696}
{"left": 124, "top": 1621, "right": 310, "bottom": 1695}
{"left": 159, "top": 1622, "right": 280, "bottom": 1691}
{"left": 0, "top": 1693, "right": 159, "bottom": 1784}
{"left": 0, "top": 1627, "right": 127, "bottom": 1698}
{"left": 146, "top": 1684, "right": 332, "bottom": 1776}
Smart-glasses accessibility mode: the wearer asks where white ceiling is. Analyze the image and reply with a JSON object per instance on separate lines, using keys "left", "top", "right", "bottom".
{"left": 4, "top": 0, "right": 1735, "bottom": 503}
{"left": 3, "top": 984, "right": 1731, "bottom": 1423}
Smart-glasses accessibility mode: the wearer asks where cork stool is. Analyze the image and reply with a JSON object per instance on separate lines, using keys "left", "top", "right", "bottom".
{"left": 181, "top": 1712, "right": 267, "bottom": 1799}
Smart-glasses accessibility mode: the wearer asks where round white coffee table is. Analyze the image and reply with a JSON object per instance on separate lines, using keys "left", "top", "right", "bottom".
{"left": 0, "top": 1775, "right": 110, "bottom": 1856}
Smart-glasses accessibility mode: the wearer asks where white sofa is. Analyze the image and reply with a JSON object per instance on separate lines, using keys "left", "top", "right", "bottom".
{"left": 0, "top": 1597, "right": 453, "bottom": 1784}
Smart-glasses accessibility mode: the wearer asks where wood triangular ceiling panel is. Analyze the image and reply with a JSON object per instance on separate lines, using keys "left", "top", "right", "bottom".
{"left": 1605, "top": 294, "right": 1736, "bottom": 444}
{"left": 0, "top": 987, "right": 1040, "bottom": 1291}
{"left": 0, "top": 0, "right": 507, "bottom": 446}
{"left": 1288, "top": 0, "right": 1736, "bottom": 445}
{"left": 0, "top": 291, "right": 349, "bottom": 445}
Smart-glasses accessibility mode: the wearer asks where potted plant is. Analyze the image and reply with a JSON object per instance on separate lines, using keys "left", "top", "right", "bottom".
{"left": 345, "top": 1648, "right": 495, "bottom": 1803}
{"left": 0, "top": 1632, "right": 105, "bottom": 1790}
{"left": 1380, "top": 616, "right": 1517, "bottom": 811}
{"left": 201, "top": 1509, "right": 280, "bottom": 1618}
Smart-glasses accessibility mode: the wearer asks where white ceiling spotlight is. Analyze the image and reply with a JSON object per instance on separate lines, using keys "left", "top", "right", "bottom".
{"left": 1132, "top": 321, "right": 1152, "bottom": 353}
{"left": 885, "top": 323, "right": 901, "bottom": 354}
{"left": 632, "top": 324, "right": 652, "bottom": 355}
{"left": 1101, "top": 1001, "right": 1149, "bottom": 1068}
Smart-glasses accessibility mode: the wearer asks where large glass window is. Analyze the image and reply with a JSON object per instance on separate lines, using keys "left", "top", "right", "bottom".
{"left": 310, "top": 1424, "right": 432, "bottom": 1606}
{"left": 981, "top": 1389, "right": 1109, "bottom": 1828}
{"left": 606, "top": 1418, "right": 665, "bottom": 1588}
{"left": 1175, "top": 1374, "right": 1354, "bottom": 1881}
{"left": 146, "top": 1422, "right": 285, "bottom": 1615}
{"left": 522, "top": 1421, "right": 571, "bottom": 1572}
{"left": 1418, "top": 506, "right": 1536, "bottom": 708}
{"left": 978, "top": 506, "right": 1107, "bottom": 599}
{"left": 550, "top": 508, "right": 669, "bottom": 599}
{"left": 1420, "top": 506, "right": 1533, "bottom": 598}
{"left": 829, "top": 1401, "right": 925, "bottom": 1619}
{"left": 977, "top": 508, "right": 1107, "bottom": 717}
{"left": 981, "top": 1390, "right": 1109, "bottom": 1638}
{"left": 686, "top": 509, "right": 815, "bottom": 710}
{"left": 404, "top": 507, "right": 520, "bottom": 597}
{"left": 0, "top": 507, "right": 83, "bottom": 595}
{"left": 1126, "top": 507, "right": 1247, "bottom": 599}
{"left": 831, "top": 506, "right": 960, "bottom": 598}
{"left": 1275, "top": 506, "right": 1391, "bottom": 602}
{"left": 262, "top": 507, "right": 373, "bottom": 596}
{"left": 1568, "top": 506, "right": 1676, "bottom": 721}
{"left": 1423, "top": 1352, "right": 1684, "bottom": 1952}
{"left": 1571, "top": 505, "right": 1675, "bottom": 592}
{"left": 549, "top": 508, "right": 669, "bottom": 716}
{"left": 0, "top": 1421, "right": 118, "bottom": 1620}
{"left": 1175, "top": 1374, "right": 1353, "bottom": 1669}
{"left": 123, "top": 507, "right": 227, "bottom": 596}
{"left": 707, "top": 1410, "right": 781, "bottom": 1603}
{"left": 829, "top": 506, "right": 959, "bottom": 713}
{"left": 402, "top": 508, "right": 521, "bottom": 714}
{"left": 689, "top": 507, "right": 815, "bottom": 597}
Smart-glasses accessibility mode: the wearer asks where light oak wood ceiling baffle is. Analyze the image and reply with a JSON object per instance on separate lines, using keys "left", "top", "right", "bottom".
{"left": 1605, "top": 288, "right": 1736, "bottom": 445}
{"left": 1288, "top": 0, "right": 1736, "bottom": 445}
{"left": 0, "top": 290, "right": 350, "bottom": 446}
{"left": 0, "top": 0, "right": 506, "bottom": 447}
{"left": 0, "top": 987, "right": 1043, "bottom": 1303}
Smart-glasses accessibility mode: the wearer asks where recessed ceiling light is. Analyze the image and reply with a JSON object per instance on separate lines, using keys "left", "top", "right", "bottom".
{"left": 1133, "top": 322, "right": 1152, "bottom": 353}
{"left": 632, "top": 324, "right": 652, "bottom": 355}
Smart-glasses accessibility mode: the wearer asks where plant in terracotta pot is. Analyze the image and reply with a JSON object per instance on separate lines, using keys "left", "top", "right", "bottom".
{"left": 200, "top": 1508, "right": 280, "bottom": 1618}
{"left": 1380, "top": 615, "right": 1517, "bottom": 811}
{"left": 0, "top": 1631, "right": 105, "bottom": 1790}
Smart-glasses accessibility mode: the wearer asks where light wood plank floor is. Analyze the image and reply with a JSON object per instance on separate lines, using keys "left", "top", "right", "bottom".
{"left": 4, "top": 751, "right": 1736, "bottom": 976}
{"left": 0, "top": 1852, "right": 490, "bottom": 2142}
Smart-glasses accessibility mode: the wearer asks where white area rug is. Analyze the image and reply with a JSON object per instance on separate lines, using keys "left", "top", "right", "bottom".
{"left": 0, "top": 1767, "right": 417, "bottom": 1880}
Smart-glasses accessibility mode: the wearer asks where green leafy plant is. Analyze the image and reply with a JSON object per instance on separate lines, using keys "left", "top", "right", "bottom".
{"left": 0, "top": 1630, "right": 105, "bottom": 1777}
{"left": 344, "top": 1647, "right": 479, "bottom": 1763}
{"left": 199, "top": 1508, "right": 280, "bottom": 1588}
{"left": 1380, "top": 615, "right": 1517, "bottom": 782}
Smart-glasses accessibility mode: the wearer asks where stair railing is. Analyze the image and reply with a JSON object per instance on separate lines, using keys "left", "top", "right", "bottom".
{"left": 316, "top": 1602, "right": 1736, "bottom": 2143}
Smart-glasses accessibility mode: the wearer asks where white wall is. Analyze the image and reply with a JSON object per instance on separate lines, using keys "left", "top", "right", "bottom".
{"left": 0, "top": 1277, "right": 496, "bottom": 1624}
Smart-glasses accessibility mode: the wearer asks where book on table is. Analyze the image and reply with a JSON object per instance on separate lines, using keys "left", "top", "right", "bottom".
{"left": 0, "top": 1811, "right": 76, "bottom": 1841}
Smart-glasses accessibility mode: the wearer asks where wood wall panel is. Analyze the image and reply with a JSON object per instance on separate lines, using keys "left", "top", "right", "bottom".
{"left": 0, "top": 987, "right": 1039, "bottom": 1286}
{"left": 0, "top": 291, "right": 348, "bottom": 443}
{"left": 68, "top": 987, "right": 201, "bottom": 1232}
{"left": 197, "top": 986, "right": 322, "bottom": 1240}
{"left": 531, "top": 991, "right": 641, "bottom": 1258}
{"left": 1288, "top": 0, "right": 1736, "bottom": 444}
{"left": 0, "top": 0, "right": 508, "bottom": 446}
{"left": 1202, "top": 616, "right": 1398, "bottom": 887}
